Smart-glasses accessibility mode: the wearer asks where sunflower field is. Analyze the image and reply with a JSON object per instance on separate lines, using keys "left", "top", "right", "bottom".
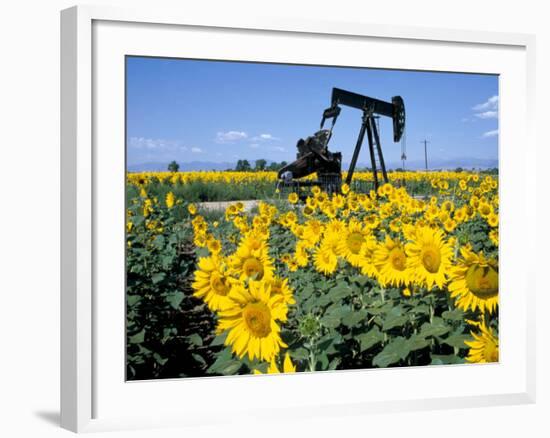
{"left": 126, "top": 170, "right": 499, "bottom": 379}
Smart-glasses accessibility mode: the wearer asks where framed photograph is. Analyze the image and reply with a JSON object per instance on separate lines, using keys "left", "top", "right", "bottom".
{"left": 61, "top": 4, "right": 536, "bottom": 433}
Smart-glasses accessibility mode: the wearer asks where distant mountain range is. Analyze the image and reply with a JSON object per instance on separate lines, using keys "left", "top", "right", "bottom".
{"left": 127, "top": 161, "right": 236, "bottom": 172}
{"left": 127, "top": 157, "right": 498, "bottom": 172}
{"left": 380, "top": 157, "right": 498, "bottom": 171}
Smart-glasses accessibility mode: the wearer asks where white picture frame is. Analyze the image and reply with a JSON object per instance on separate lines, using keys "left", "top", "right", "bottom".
{"left": 60, "top": 4, "right": 537, "bottom": 433}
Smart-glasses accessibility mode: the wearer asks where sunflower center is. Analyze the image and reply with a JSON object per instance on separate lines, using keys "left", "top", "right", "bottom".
{"left": 421, "top": 245, "right": 441, "bottom": 273}
{"left": 242, "top": 257, "right": 264, "bottom": 279}
{"left": 389, "top": 248, "right": 407, "bottom": 271}
{"left": 346, "top": 232, "right": 365, "bottom": 254}
{"left": 465, "top": 265, "right": 499, "bottom": 298}
{"left": 249, "top": 239, "right": 262, "bottom": 250}
{"left": 243, "top": 302, "right": 272, "bottom": 338}
{"left": 271, "top": 281, "right": 282, "bottom": 295}
{"left": 484, "top": 338, "right": 499, "bottom": 362}
{"left": 210, "top": 272, "right": 229, "bottom": 296}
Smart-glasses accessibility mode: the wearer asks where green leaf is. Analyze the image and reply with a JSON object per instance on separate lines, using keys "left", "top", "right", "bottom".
{"left": 290, "top": 348, "right": 310, "bottom": 361}
{"left": 153, "top": 235, "right": 165, "bottom": 248}
{"left": 406, "top": 334, "right": 429, "bottom": 351}
{"left": 192, "top": 353, "right": 207, "bottom": 366}
{"left": 167, "top": 291, "right": 185, "bottom": 309}
{"left": 153, "top": 353, "right": 168, "bottom": 366}
{"left": 412, "top": 304, "right": 431, "bottom": 315}
{"left": 351, "top": 275, "right": 369, "bottom": 287}
{"left": 356, "top": 326, "right": 384, "bottom": 351}
{"left": 327, "top": 284, "right": 351, "bottom": 301}
{"left": 442, "top": 333, "right": 472, "bottom": 349}
{"left": 127, "top": 295, "right": 141, "bottom": 306}
{"left": 219, "top": 361, "right": 242, "bottom": 375}
{"left": 442, "top": 309, "right": 465, "bottom": 321}
{"left": 431, "top": 354, "right": 466, "bottom": 365}
{"left": 317, "top": 352, "right": 329, "bottom": 370}
{"left": 207, "top": 347, "right": 240, "bottom": 375}
{"left": 420, "top": 317, "right": 450, "bottom": 337}
{"left": 342, "top": 309, "right": 368, "bottom": 328}
{"left": 151, "top": 272, "right": 166, "bottom": 284}
{"left": 327, "top": 305, "right": 351, "bottom": 319}
{"left": 299, "top": 285, "right": 315, "bottom": 300}
{"left": 373, "top": 337, "right": 410, "bottom": 367}
{"left": 187, "top": 333, "right": 203, "bottom": 347}
{"left": 328, "top": 358, "right": 341, "bottom": 370}
{"left": 321, "top": 314, "right": 341, "bottom": 328}
{"left": 316, "top": 294, "right": 333, "bottom": 307}
{"left": 196, "top": 247, "right": 209, "bottom": 258}
{"left": 382, "top": 313, "right": 409, "bottom": 331}
{"left": 161, "top": 254, "right": 175, "bottom": 268}
{"left": 211, "top": 332, "right": 228, "bottom": 346}
{"left": 129, "top": 329, "right": 145, "bottom": 344}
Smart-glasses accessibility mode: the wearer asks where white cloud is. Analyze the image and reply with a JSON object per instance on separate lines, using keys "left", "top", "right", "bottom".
{"left": 482, "top": 129, "right": 499, "bottom": 138}
{"left": 215, "top": 131, "right": 248, "bottom": 143}
{"left": 128, "top": 137, "right": 187, "bottom": 151}
{"left": 251, "top": 133, "right": 280, "bottom": 142}
{"left": 191, "top": 147, "right": 203, "bottom": 153}
{"left": 272, "top": 146, "right": 286, "bottom": 152}
{"left": 475, "top": 111, "right": 498, "bottom": 119}
{"left": 473, "top": 95, "right": 498, "bottom": 111}
{"left": 249, "top": 143, "right": 259, "bottom": 149}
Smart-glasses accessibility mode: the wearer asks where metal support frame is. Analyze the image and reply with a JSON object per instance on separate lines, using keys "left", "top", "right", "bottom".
{"left": 345, "top": 108, "right": 389, "bottom": 191}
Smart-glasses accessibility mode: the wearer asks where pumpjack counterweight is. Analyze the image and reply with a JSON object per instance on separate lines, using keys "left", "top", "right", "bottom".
{"left": 277, "top": 87, "right": 405, "bottom": 194}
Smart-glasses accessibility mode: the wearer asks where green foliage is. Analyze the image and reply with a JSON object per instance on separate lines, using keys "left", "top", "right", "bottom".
{"left": 126, "top": 201, "right": 220, "bottom": 380}
{"left": 235, "top": 159, "right": 251, "bottom": 171}
{"left": 167, "top": 160, "right": 180, "bottom": 172}
{"left": 254, "top": 159, "right": 267, "bottom": 171}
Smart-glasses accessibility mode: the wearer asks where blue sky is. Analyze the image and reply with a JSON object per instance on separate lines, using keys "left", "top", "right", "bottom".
{"left": 126, "top": 56, "right": 498, "bottom": 169}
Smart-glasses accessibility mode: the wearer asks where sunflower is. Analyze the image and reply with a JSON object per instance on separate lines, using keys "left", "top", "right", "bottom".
{"left": 313, "top": 241, "right": 338, "bottom": 275}
{"left": 165, "top": 191, "right": 175, "bottom": 208}
{"left": 448, "top": 247, "right": 498, "bottom": 314}
{"left": 302, "top": 219, "right": 323, "bottom": 247}
{"left": 240, "top": 229, "right": 269, "bottom": 252}
{"left": 206, "top": 236, "right": 222, "bottom": 254}
{"left": 294, "top": 241, "right": 309, "bottom": 267}
{"left": 405, "top": 226, "right": 454, "bottom": 290}
{"left": 325, "top": 219, "right": 346, "bottom": 237}
{"left": 286, "top": 258, "right": 299, "bottom": 272}
{"left": 477, "top": 201, "right": 493, "bottom": 218}
{"left": 465, "top": 320, "right": 499, "bottom": 363}
{"left": 269, "top": 276, "right": 295, "bottom": 306}
{"left": 288, "top": 192, "right": 299, "bottom": 204}
{"left": 218, "top": 280, "right": 288, "bottom": 362}
{"left": 338, "top": 218, "right": 374, "bottom": 267}
{"left": 192, "top": 255, "right": 232, "bottom": 311}
{"left": 373, "top": 236, "right": 411, "bottom": 287}
{"left": 489, "top": 229, "right": 499, "bottom": 246}
{"left": 443, "top": 218, "right": 457, "bottom": 233}
{"left": 229, "top": 242, "right": 274, "bottom": 281}
{"left": 487, "top": 213, "right": 499, "bottom": 227}
{"left": 254, "top": 352, "right": 297, "bottom": 374}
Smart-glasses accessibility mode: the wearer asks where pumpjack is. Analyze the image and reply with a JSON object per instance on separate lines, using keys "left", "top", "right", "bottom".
{"left": 277, "top": 88, "right": 406, "bottom": 193}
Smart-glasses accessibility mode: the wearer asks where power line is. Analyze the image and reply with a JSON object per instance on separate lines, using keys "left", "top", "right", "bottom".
{"left": 421, "top": 139, "right": 429, "bottom": 170}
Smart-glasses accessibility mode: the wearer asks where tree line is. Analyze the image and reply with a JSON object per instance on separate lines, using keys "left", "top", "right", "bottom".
{"left": 234, "top": 159, "right": 288, "bottom": 172}
{"left": 167, "top": 159, "right": 288, "bottom": 172}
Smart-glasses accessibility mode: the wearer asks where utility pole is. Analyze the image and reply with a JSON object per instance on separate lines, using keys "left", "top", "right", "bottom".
{"left": 421, "top": 139, "right": 429, "bottom": 170}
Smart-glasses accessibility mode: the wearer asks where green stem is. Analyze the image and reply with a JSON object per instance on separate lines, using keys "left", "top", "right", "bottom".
{"left": 308, "top": 345, "right": 316, "bottom": 372}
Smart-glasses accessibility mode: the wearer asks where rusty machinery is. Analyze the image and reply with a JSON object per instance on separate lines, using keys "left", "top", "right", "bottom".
{"left": 277, "top": 87, "right": 406, "bottom": 193}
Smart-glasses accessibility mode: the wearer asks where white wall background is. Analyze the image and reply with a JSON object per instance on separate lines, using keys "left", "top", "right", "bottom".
{"left": 0, "top": 1, "right": 546, "bottom": 436}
